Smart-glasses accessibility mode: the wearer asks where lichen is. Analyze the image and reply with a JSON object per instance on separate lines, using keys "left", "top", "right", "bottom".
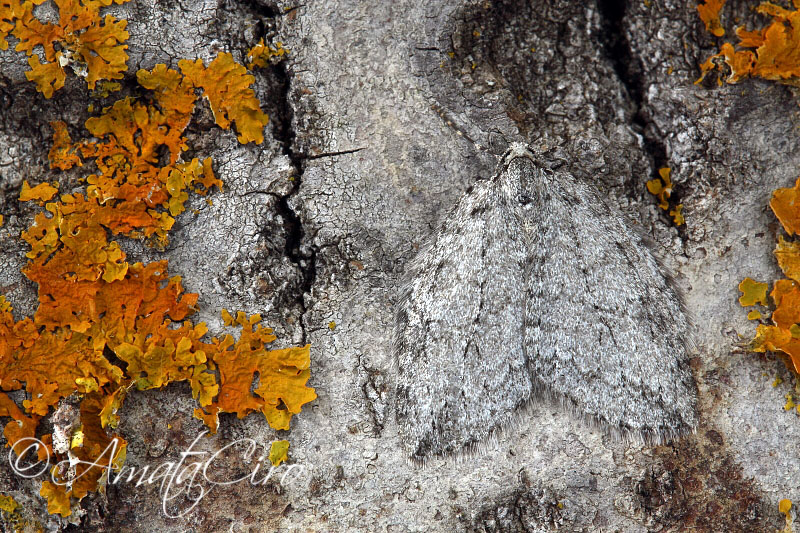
{"left": 646, "top": 167, "right": 685, "bottom": 225}
{"left": 779, "top": 498, "right": 794, "bottom": 533}
{"left": 737, "top": 178, "right": 800, "bottom": 375}
{"left": 0, "top": 492, "right": 31, "bottom": 533}
{"left": 0, "top": 494, "right": 18, "bottom": 514}
{"left": 178, "top": 53, "right": 269, "bottom": 144}
{"left": 268, "top": 439, "right": 289, "bottom": 467}
{"left": 3, "top": 0, "right": 131, "bottom": 96}
{"left": 697, "top": 0, "right": 727, "bottom": 37}
{"left": 0, "top": 37, "right": 312, "bottom": 517}
{"left": 738, "top": 277, "right": 769, "bottom": 306}
{"left": 697, "top": 1, "right": 800, "bottom": 85}
{"left": 247, "top": 38, "right": 289, "bottom": 69}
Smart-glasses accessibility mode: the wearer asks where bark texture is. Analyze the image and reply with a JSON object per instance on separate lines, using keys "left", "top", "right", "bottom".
{"left": 1, "top": 0, "right": 799, "bottom": 531}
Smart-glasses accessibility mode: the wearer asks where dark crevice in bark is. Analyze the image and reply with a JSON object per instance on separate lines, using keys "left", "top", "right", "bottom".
{"left": 596, "top": 0, "right": 687, "bottom": 233}
{"left": 303, "top": 148, "right": 365, "bottom": 160}
{"left": 272, "top": 59, "right": 315, "bottom": 344}
{"left": 240, "top": 0, "right": 281, "bottom": 18}
{"left": 595, "top": 0, "right": 669, "bottom": 179}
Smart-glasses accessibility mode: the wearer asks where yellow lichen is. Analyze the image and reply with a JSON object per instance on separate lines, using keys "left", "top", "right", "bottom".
{"left": 748, "top": 309, "right": 763, "bottom": 320}
{"left": 0, "top": 493, "right": 18, "bottom": 514}
{"left": 669, "top": 204, "right": 685, "bottom": 226}
{"left": 738, "top": 277, "right": 769, "bottom": 306}
{"left": 269, "top": 439, "right": 290, "bottom": 467}
{"left": 785, "top": 393, "right": 796, "bottom": 411}
{"left": 246, "top": 38, "right": 288, "bottom": 69}
{"left": 779, "top": 498, "right": 794, "bottom": 533}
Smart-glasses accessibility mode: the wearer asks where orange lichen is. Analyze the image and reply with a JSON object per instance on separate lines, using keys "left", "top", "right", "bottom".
{"left": 193, "top": 310, "right": 316, "bottom": 432}
{"left": 647, "top": 167, "right": 673, "bottom": 209}
{"left": 739, "top": 174, "right": 800, "bottom": 376}
{"left": 48, "top": 121, "right": 82, "bottom": 170}
{"left": 769, "top": 279, "right": 800, "bottom": 329}
{"left": 1, "top": 51, "right": 313, "bottom": 517}
{"left": 0, "top": 391, "right": 40, "bottom": 456}
{"left": 36, "top": 394, "right": 128, "bottom": 517}
{"left": 697, "top": 0, "right": 727, "bottom": 37}
{"left": 1, "top": 0, "right": 44, "bottom": 51}
{"left": 25, "top": 53, "right": 66, "bottom": 98}
{"left": 39, "top": 480, "right": 70, "bottom": 516}
{"left": 750, "top": 324, "right": 800, "bottom": 373}
{"left": 11, "top": 0, "right": 130, "bottom": 96}
{"left": 0, "top": 2, "right": 20, "bottom": 51}
{"left": 48, "top": 66, "right": 225, "bottom": 246}
{"left": 779, "top": 499, "right": 794, "bottom": 533}
{"left": 136, "top": 64, "right": 196, "bottom": 134}
{"left": 698, "top": 1, "right": 800, "bottom": 85}
{"left": 775, "top": 235, "right": 800, "bottom": 281}
{"left": 18, "top": 180, "right": 57, "bottom": 203}
{"left": 771, "top": 177, "right": 800, "bottom": 236}
{"left": 646, "top": 167, "right": 685, "bottom": 225}
{"left": 178, "top": 53, "right": 269, "bottom": 144}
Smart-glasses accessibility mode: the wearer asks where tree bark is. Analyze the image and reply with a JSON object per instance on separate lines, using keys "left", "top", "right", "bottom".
{"left": 1, "top": 0, "right": 798, "bottom": 530}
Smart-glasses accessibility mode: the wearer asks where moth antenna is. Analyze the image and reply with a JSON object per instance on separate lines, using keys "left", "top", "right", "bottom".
{"left": 429, "top": 103, "right": 486, "bottom": 152}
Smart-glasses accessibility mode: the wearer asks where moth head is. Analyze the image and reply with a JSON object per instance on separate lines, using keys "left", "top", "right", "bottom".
{"left": 496, "top": 143, "right": 564, "bottom": 207}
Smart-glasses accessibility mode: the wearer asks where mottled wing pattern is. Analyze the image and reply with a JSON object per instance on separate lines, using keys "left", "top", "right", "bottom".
{"left": 395, "top": 179, "right": 532, "bottom": 460}
{"left": 514, "top": 157, "right": 697, "bottom": 442}
{"left": 395, "top": 144, "right": 697, "bottom": 460}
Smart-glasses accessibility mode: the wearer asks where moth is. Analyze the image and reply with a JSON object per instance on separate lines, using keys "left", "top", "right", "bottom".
{"left": 394, "top": 143, "right": 697, "bottom": 461}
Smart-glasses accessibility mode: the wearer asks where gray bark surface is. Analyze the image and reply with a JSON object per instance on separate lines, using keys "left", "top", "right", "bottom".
{"left": 1, "top": 0, "right": 798, "bottom": 531}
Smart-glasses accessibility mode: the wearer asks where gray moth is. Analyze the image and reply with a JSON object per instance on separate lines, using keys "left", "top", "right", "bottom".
{"left": 394, "top": 143, "right": 697, "bottom": 461}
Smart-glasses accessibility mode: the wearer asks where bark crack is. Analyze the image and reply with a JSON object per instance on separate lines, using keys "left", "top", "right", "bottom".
{"left": 272, "top": 57, "right": 315, "bottom": 345}
{"left": 595, "top": 0, "right": 668, "bottom": 175}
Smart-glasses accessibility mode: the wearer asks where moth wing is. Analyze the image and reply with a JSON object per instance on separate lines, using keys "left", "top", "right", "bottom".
{"left": 395, "top": 180, "right": 532, "bottom": 460}
{"left": 524, "top": 173, "right": 697, "bottom": 442}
